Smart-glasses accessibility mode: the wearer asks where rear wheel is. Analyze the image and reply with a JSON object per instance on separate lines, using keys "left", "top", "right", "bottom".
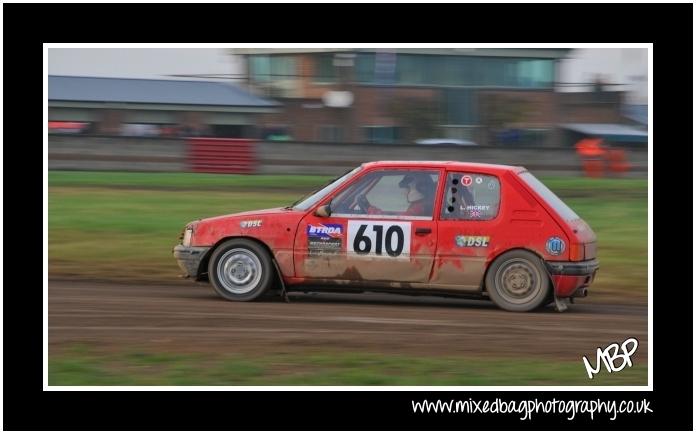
{"left": 485, "top": 250, "right": 550, "bottom": 312}
{"left": 208, "top": 239, "right": 273, "bottom": 301}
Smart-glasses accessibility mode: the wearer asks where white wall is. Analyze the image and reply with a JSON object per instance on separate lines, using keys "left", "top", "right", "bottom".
{"left": 557, "top": 48, "right": 648, "bottom": 104}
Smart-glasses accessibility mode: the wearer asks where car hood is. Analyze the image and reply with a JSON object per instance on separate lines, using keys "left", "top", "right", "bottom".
{"left": 189, "top": 207, "right": 305, "bottom": 245}
{"left": 195, "top": 207, "right": 294, "bottom": 224}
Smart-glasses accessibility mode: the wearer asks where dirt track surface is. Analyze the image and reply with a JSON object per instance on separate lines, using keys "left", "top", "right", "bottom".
{"left": 49, "top": 280, "right": 648, "bottom": 362}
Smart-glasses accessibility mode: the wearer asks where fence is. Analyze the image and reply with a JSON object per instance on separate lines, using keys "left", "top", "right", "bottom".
{"left": 48, "top": 135, "right": 648, "bottom": 176}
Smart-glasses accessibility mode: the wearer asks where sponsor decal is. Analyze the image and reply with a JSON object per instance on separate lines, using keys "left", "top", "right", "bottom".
{"left": 455, "top": 235, "right": 490, "bottom": 247}
{"left": 475, "top": 177, "right": 483, "bottom": 184}
{"left": 461, "top": 175, "right": 473, "bottom": 186}
{"left": 348, "top": 220, "right": 411, "bottom": 258}
{"left": 240, "top": 220, "right": 262, "bottom": 228}
{"left": 546, "top": 236, "right": 566, "bottom": 255}
{"left": 307, "top": 223, "right": 343, "bottom": 238}
{"left": 307, "top": 223, "right": 343, "bottom": 255}
{"left": 488, "top": 180, "right": 496, "bottom": 190}
{"left": 464, "top": 205, "right": 490, "bottom": 211}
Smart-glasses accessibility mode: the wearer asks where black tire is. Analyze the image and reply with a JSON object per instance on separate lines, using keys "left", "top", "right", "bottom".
{"left": 208, "top": 238, "right": 274, "bottom": 302}
{"left": 485, "top": 250, "right": 550, "bottom": 312}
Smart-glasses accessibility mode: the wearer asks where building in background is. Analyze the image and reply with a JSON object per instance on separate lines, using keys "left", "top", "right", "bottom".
{"left": 232, "top": 48, "right": 575, "bottom": 145}
{"left": 230, "top": 48, "right": 648, "bottom": 147}
{"left": 558, "top": 48, "right": 649, "bottom": 138}
{"left": 48, "top": 75, "right": 279, "bottom": 138}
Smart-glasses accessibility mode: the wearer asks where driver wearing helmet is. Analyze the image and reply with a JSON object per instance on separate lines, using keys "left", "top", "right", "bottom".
{"left": 356, "top": 173, "right": 434, "bottom": 216}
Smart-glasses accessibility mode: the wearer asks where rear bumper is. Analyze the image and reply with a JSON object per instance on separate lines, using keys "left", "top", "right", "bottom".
{"left": 546, "top": 258, "right": 599, "bottom": 275}
{"left": 546, "top": 259, "right": 599, "bottom": 298}
{"left": 173, "top": 245, "right": 210, "bottom": 278}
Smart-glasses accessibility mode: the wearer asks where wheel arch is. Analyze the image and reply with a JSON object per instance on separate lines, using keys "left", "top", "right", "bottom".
{"left": 483, "top": 247, "right": 554, "bottom": 293}
{"left": 196, "top": 236, "right": 280, "bottom": 284}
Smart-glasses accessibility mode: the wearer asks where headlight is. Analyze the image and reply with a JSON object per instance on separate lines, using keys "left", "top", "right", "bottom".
{"left": 182, "top": 228, "right": 193, "bottom": 246}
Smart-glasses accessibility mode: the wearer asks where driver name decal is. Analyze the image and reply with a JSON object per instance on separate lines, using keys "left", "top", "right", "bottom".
{"left": 347, "top": 220, "right": 411, "bottom": 258}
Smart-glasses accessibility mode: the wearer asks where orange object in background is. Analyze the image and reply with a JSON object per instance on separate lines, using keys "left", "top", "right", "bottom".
{"left": 575, "top": 138, "right": 631, "bottom": 177}
{"left": 607, "top": 148, "right": 631, "bottom": 175}
{"left": 575, "top": 138, "right": 606, "bottom": 157}
{"left": 582, "top": 159, "right": 605, "bottom": 178}
{"left": 575, "top": 138, "right": 607, "bottom": 177}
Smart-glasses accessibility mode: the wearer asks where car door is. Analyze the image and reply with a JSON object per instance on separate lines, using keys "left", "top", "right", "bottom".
{"left": 295, "top": 168, "right": 441, "bottom": 284}
{"left": 431, "top": 171, "right": 502, "bottom": 291}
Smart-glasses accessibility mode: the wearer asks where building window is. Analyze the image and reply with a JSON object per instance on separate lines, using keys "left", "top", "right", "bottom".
{"left": 317, "top": 125, "right": 344, "bottom": 142}
{"left": 314, "top": 54, "right": 337, "bottom": 83}
{"left": 355, "top": 53, "right": 376, "bottom": 83}
{"left": 356, "top": 54, "right": 554, "bottom": 89}
{"left": 363, "top": 126, "right": 402, "bottom": 144}
{"left": 249, "top": 55, "right": 296, "bottom": 82}
{"left": 442, "top": 89, "right": 478, "bottom": 125}
{"left": 249, "top": 55, "right": 271, "bottom": 82}
{"left": 517, "top": 59, "right": 554, "bottom": 88}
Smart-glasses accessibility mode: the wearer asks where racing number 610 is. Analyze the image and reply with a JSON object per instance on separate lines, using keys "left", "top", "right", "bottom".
{"left": 354, "top": 224, "right": 404, "bottom": 256}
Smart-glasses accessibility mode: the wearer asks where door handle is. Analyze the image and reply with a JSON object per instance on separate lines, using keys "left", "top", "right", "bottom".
{"left": 415, "top": 227, "right": 432, "bottom": 235}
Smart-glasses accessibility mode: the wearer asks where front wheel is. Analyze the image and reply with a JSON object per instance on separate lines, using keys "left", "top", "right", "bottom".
{"left": 208, "top": 239, "right": 274, "bottom": 301}
{"left": 485, "top": 250, "right": 550, "bottom": 312}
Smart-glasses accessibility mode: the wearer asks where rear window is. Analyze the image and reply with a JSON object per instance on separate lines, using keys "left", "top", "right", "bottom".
{"left": 518, "top": 172, "right": 580, "bottom": 221}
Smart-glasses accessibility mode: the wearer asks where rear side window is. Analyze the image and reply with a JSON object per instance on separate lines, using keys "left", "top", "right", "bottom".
{"left": 518, "top": 172, "right": 580, "bottom": 221}
{"left": 441, "top": 172, "right": 501, "bottom": 221}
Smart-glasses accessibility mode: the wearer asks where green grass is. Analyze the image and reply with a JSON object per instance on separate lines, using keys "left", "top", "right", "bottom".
{"left": 48, "top": 171, "right": 648, "bottom": 296}
{"left": 49, "top": 347, "right": 647, "bottom": 386}
{"left": 48, "top": 171, "right": 333, "bottom": 191}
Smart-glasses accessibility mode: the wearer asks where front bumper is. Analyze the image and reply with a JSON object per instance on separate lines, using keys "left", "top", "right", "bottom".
{"left": 546, "top": 258, "right": 599, "bottom": 298}
{"left": 173, "top": 245, "right": 210, "bottom": 278}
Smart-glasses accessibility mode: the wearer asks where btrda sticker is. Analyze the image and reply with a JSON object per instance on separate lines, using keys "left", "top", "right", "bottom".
{"left": 455, "top": 235, "right": 490, "bottom": 247}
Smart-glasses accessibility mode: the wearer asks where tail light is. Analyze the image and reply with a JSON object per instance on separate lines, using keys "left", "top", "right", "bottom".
{"left": 569, "top": 243, "right": 584, "bottom": 261}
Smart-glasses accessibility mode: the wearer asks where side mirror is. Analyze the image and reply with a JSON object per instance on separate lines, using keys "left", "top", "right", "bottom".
{"left": 314, "top": 203, "right": 332, "bottom": 217}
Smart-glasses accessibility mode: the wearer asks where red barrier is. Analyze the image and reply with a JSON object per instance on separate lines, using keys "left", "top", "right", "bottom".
{"left": 187, "top": 138, "right": 257, "bottom": 174}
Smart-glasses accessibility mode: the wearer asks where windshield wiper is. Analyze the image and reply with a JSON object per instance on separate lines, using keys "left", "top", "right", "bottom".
{"left": 285, "top": 189, "right": 319, "bottom": 210}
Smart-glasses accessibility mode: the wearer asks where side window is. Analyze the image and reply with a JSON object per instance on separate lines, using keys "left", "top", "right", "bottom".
{"left": 441, "top": 172, "right": 500, "bottom": 221}
{"left": 332, "top": 170, "right": 439, "bottom": 218}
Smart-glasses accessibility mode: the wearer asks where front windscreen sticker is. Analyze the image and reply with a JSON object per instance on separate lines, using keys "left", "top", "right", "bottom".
{"left": 348, "top": 220, "right": 411, "bottom": 258}
{"left": 307, "top": 223, "right": 343, "bottom": 255}
{"left": 455, "top": 235, "right": 490, "bottom": 247}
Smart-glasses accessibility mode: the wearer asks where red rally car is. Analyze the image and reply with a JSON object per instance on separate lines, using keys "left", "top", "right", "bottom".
{"left": 173, "top": 161, "right": 599, "bottom": 312}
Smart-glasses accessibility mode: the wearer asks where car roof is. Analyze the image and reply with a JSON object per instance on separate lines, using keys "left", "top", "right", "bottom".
{"left": 361, "top": 160, "right": 525, "bottom": 174}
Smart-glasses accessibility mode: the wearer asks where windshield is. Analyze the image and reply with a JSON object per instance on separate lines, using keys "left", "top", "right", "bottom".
{"left": 290, "top": 166, "right": 362, "bottom": 211}
{"left": 518, "top": 172, "right": 580, "bottom": 221}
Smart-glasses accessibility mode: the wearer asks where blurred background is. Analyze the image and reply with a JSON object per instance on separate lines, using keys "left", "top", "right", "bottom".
{"left": 47, "top": 47, "right": 649, "bottom": 386}
{"left": 48, "top": 47, "right": 647, "bottom": 175}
